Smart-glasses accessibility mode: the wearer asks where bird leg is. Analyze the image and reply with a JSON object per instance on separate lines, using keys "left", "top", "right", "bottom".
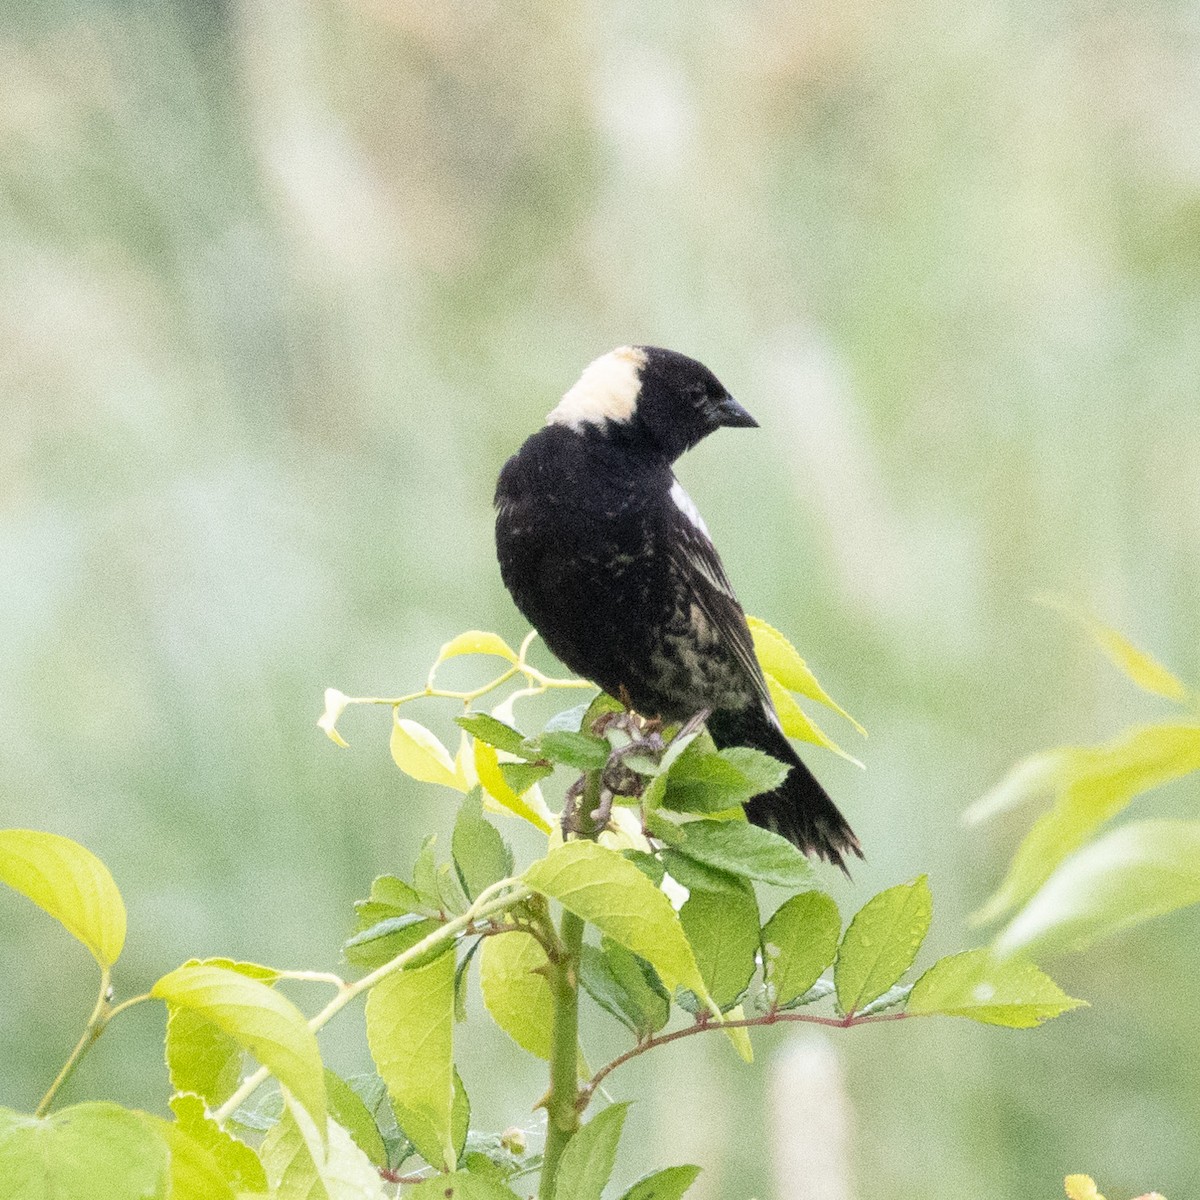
{"left": 560, "top": 775, "right": 587, "bottom": 837}
{"left": 589, "top": 787, "right": 615, "bottom": 833}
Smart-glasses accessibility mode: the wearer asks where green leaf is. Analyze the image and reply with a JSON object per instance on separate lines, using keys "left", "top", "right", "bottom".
{"left": 453, "top": 789, "right": 514, "bottom": 901}
{"left": 479, "top": 931, "right": 554, "bottom": 1060}
{"left": 344, "top": 915, "right": 443, "bottom": 972}
{"left": 660, "top": 848, "right": 743, "bottom": 895}
{"left": 523, "top": 841, "right": 708, "bottom": 998}
{"left": 672, "top": 819, "right": 814, "bottom": 888}
{"left": 679, "top": 879, "right": 760, "bottom": 1010}
{"left": 856, "top": 982, "right": 912, "bottom": 1016}
{"left": 499, "top": 762, "right": 556, "bottom": 794}
{"left": 404, "top": 1172, "right": 522, "bottom": 1199}
{"left": 259, "top": 1106, "right": 388, "bottom": 1199}
{"left": 354, "top": 875, "right": 427, "bottom": 928}
{"left": 365, "top": 951, "right": 455, "bottom": 1170}
{"left": 662, "top": 745, "right": 790, "bottom": 814}
{"left": 324, "top": 1071, "right": 386, "bottom": 1167}
{"left": 0, "top": 1102, "right": 169, "bottom": 1200}
{"left": 973, "top": 723, "right": 1200, "bottom": 926}
{"left": 411, "top": 836, "right": 442, "bottom": 909}
{"left": 761, "top": 892, "right": 841, "bottom": 1008}
{"left": 0, "top": 829, "right": 126, "bottom": 968}
{"left": 153, "top": 964, "right": 327, "bottom": 1140}
{"left": 834, "top": 877, "right": 932, "bottom": 1015}
{"left": 543, "top": 703, "right": 590, "bottom": 734}
{"left": 746, "top": 616, "right": 867, "bottom": 735}
{"left": 994, "top": 818, "right": 1200, "bottom": 959}
{"left": 392, "top": 1067, "right": 469, "bottom": 1172}
{"left": 907, "top": 949, "right": 1086, "bottom": 1027}
{"left": 168, "top": 1093, "right": 268, "bottom": 1194}
{"left": 533, "top": 731, "right": 611, "bottom": 771}
{"left": 579, "top": 942, "right": 670, "bottom": 1038}
{"left": 1038, "top": 596, "right": 1190, "bottom": 702}
{"left": 391, "top": 714, "right": 466, "bottom": 792}
{"left": 780, "top": 977, "right": 835, "bottom": 1009}
{"left": 436, "top": 859, "right": 472, "bottom": 918}
{"left": 455, "top": 714, "right": 532, "bottom": 759}
{"left": 619, "top": 1164, "right": 703, "bottom": 1199}
{"left": 147, "top": 1115, "right": 237, "bottom": 1200}
{"left": 554, "top": 1102, "right": 628, "bottom": 1200}
{"left": 434, "top": 630, "right": 519, "bottom": 666}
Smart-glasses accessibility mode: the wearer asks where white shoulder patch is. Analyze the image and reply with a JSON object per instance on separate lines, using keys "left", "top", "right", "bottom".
{"left": 546, "top": 346, "right": 647, "bottom": 430}
{"left": 669, "top": 479, "right": 710, "bottom": 536}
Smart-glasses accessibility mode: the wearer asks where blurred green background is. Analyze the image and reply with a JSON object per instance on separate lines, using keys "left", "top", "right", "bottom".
{"left": 3, "top": 1, "right": 1199, "bottom": 1196}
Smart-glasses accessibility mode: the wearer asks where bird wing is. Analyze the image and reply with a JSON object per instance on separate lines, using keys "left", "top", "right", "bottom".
{"left": 664, "top": 490, "right": 775, "bottom": 714}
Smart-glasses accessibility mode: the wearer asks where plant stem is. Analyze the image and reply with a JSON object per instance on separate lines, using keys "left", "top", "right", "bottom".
{"left": 212, "top": 878, "right": 531, "bottom": 1126}
{"left": 36, "top": 967, "right": 111, "bottom": 1117}
{"left": 539, "top": 907, "right": 585, "bottom": 1200}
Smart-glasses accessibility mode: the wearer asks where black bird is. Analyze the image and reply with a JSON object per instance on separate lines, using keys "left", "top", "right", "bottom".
{"left": 494, "top": 345, "right": 860, "bottom": 870}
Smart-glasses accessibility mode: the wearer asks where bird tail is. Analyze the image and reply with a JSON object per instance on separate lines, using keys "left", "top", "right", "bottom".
{"left": 707, "top": 706, "right": 862, "bottom": 876}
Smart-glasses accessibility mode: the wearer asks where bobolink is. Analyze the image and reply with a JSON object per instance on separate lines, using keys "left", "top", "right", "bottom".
{"left": 494, "top": 346, "right": 860, "bottom": 870}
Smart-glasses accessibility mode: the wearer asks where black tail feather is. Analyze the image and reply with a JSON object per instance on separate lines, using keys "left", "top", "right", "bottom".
{"left": 708, "top": 707, "right": 862, "bottom": 875}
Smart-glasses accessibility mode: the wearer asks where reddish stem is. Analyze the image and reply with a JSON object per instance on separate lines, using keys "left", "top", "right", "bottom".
{"left": 584, "top": 1007, "right": 908, "bottom": 1100}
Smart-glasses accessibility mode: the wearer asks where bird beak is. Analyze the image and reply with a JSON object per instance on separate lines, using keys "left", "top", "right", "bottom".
{"left": 716, "top": 395, "right": 759, "bottom": 428}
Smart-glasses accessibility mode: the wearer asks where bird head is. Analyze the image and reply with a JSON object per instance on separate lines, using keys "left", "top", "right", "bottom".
{"left": 546, "top": 345, "right": 757, "bottom": 462}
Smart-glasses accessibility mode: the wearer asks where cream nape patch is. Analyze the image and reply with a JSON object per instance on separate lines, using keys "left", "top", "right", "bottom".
{"left": 669, "top": 479, "right": 710, "bottom": 537}
{"left": 546, "top": 346, "right": 647, "bottom": 430}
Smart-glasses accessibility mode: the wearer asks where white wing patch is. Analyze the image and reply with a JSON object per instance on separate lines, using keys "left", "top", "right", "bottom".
{"left": 669, "top": 479, "right": 710, "bottom": 536}
{"left": 546, "top": 346, "right": 647, "bottom": 430}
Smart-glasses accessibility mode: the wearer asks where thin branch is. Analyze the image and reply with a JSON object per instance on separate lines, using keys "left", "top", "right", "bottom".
{"left": 212, "top": 878, "right": 533, "bottom": 1126}
{"left": 275, "top": 970, "right": 347, "bottom": 988}
{"left": 584, "top": 1008, "right": 909, "bottom": 1100}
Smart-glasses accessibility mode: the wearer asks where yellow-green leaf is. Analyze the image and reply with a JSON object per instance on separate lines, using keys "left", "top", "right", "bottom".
{"left": 0, "top": 829, "right": 126, "bottom": 968}
{"left": 317, "top": 688, "right": 351, "bottom": 748}
{"left": 434, "top": 630, "right": 518, "bottom": 666}
{"left": 0, "top": 1102, "right": 169, "bottom": 1200}
{"left": 392, "top": 1068, "right": 470, "bottom": 1172}
{"left": 1039, "top": 596, "right": 1189, "bottom": 703}
{"left": 961, "top": 750, "right": 1069, "bottom": 826}
{"left": 364, "top": 951, "right": 455, "bottom": 1170}
{"left": 762, "top": 891, "right": 841, "bottom": 1008}
{"left": 907, "top": 948, "right": 1085, "bottom": 1027}
{"left": 834, "top": 877, "right": 931, "bottom": 1015}
{"left": 747, "top": 616, "right": 866, "bottom": 735}
{"left": 168, "top": 1093, "right": 268, "bottom": 1195}
{"left": 140, "top": 1113, "right": 237, "bottom": 1200}
{"left": 152, "top": 965, "right": 326, "bottom": 1142}
{"left": 993, "top": 818, "right": 1200, "bottom": 960}
{"left": 524, "top": 841, "right": 708, "bottom": 1000}
{"left": 474, "top": 740, "right": 553, "bottom": 833}
{"left": 479, "top": 931, "right": 555, "bottom": 1060}
{"left": 763, "top": 676, "right": 864, "bottom": 768}
{"left": 404, "top": 1173, "right": 522, "bottom": 1199}
{"left": 390, "top": 715, "right": 465, "bottom": 791}
{"left": 972, "top": 724, "right": 1200, "bottom": 926}
{"left": 260, "top": 1104, "right": 388, "bottom": 1200}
